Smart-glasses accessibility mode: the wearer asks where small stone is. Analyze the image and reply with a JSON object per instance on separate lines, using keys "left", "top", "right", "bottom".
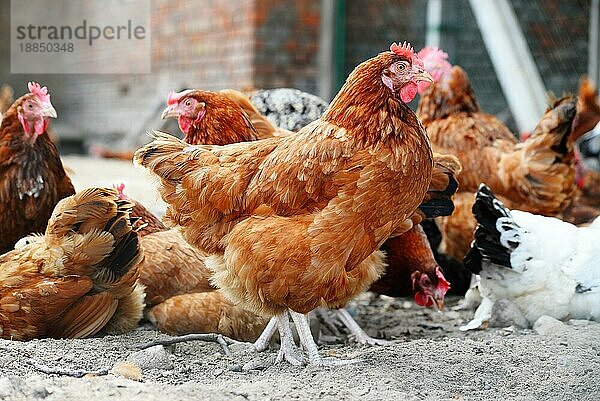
{"left": 242, "top": 360, "right": 266, "bottom": 372}
{"left": 127, "top": 345, "right": 173, "bottom": 371}
{"left": 490, "top": 299, "right": 529, "bottom": 329}
{"left": 444, "top": 311, "right": 460, "bottom": 319}
{"left": 401, "top": 301, "right": 413, "bottom": 309}
{"left": 568, "top": 319, "right": 594, "bottom": 327}
{"left": 0, "top": 377, "right": 17, "bottom": 399}
{"left": 31, "top": 384, "right": 50, "bottom": 399}
{"left": 111, "top": 361, "right": 143, "bottom": 381}
{"left": 227, "top": 363, "right": 242, "bottom": 372}
{"left": 533, "top": 315, "right": 565, "bottom": 335}
{"left": 228, "top": 342, "right": 257, "bottom": 355}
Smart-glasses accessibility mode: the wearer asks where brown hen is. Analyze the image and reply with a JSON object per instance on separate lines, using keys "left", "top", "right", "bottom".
{"left": 115, "top": 184, "right": 268, "bottom": 340}
{"left": 0, "top": 82, "right": 75, "bottom": 253}
{"left": 136, "top": 42, "right": 434, "bottom": 365}
{"left": 417, "top": 48, "right": 578, "bottom": 260}
{"left": 0, "top": 187, "right": 143, "bottom": 340}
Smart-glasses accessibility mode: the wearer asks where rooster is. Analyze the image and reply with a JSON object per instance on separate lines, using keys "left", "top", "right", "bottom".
{"left": 417, "top": 48, "right": 578, "bottom": 261}
{"left": 0, "top": 188, "right": 143, "bottom": 340}
{"left": 135, "top": 41, "right": 434, "bottom": 365}
{"left": 463, "top": 184, "right": 600, "bottom": 329}
{"left": 0, "top": 82, "right": 75, "bottom": 254}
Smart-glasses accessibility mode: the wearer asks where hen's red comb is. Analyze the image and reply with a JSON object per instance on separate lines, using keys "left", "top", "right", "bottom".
{"left": 113, "top": 182, "right": 127, "bottom": 199}
{"left": 390, "top": 41, "right": 414, "bottom": 59}
{"left": 436, "top": 266, "right": 451, "bottom": 293}
{"left": 390, "top": 41, "right": 424, "bottom": 68}
{"left": 28, "top": 82, "right": 50, "bottom": 103}
{"left": 167, "top": 89, "right": 193, "bottom": 105}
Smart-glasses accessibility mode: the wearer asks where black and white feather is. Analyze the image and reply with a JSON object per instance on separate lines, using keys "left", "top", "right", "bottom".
{"left": 250, "top": 88, "right": 328, "bottom": 132}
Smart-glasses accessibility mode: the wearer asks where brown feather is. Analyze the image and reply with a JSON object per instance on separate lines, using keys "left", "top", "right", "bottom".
{"left": 138, "top": 230, "right": 213, "bottom": 306}
{"left": 0, "top": 188, "right": 143, "bottom": 340}
{"left": 146, "top": 291, "right": 268, "bottom": 341}
{"left": 419, "top": 65, "right": 578, "bottom": 259}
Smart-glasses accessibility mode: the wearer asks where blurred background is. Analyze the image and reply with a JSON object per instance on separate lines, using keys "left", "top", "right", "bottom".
{"left": 0, "top": 0, "right": 597, "bottom": 153}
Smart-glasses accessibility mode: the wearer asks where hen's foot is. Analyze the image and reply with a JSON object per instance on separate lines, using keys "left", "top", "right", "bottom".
{"left": 289, "top": 310, "right": 359, "bottom": 366}
{"left": 274, "top": 311, "right": 305, "bottom": 365}
{"left": 335, "top": 308, "right": 393, "bottom": 346}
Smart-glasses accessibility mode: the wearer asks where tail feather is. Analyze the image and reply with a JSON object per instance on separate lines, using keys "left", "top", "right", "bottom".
{"left": 530, "top": 95, "right": 577, "bottom": 156}
{"left": 46, "top": 188, "right": 141, "bottom": 290}
{"left": 134, "top": 131, "right": 194, "bottom": 185}
{"left": 503, "top": 96, "right": 578, "bottom": 215}
{"left": 463, "top": 184, "right": 518, "bottom": 274}
{"left": 419, "top": 153, "right": 461, "bottom": 218}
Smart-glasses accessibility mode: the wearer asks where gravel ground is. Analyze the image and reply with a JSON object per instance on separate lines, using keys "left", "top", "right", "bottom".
{"left": 1, "top": 156, "right": 594, "bottom": 401}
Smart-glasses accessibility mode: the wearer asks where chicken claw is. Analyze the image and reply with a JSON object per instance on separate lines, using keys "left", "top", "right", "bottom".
{"left": 289, "top": 310, "right": 360, "bottom": 366}
{"left": 335, "top": 308, "right": 395, "bottom": 346}
{"left": 274, "top": 312, "right": 305, "bottom": 365}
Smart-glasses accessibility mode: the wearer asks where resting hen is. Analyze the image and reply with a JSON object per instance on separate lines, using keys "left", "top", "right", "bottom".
{"left": 0, "top": 82, "right": 75, "bottom": 254}
{"left": 135, "top": 41, "right": 434, "bottom": 365}
{"left": 463, "top": 185, "right": 600, "bottom": 329}
{"left": 0, "top": 188, "right": 143, "bottom": 340}
{"left": 418, "top": 48, "right": 578, "bottom": 261}
{"left": 114, "top": 184, "right": 268, "bottom": 339}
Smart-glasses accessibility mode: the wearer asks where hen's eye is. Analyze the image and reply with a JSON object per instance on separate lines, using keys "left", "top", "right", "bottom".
{"left": 397, "top": 63, "right": 407, "bottom": 71}
{"left": 28, "top": 104, "right": 34, "bottom": 109}
{"left": 185, "top": 99, "right": 192, "bottom": 107}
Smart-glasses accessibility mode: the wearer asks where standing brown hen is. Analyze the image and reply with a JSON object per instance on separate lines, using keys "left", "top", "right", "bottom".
{"left": 162, "top": 86, "right": 460, "bottom": 345}
{"left": 0, "top": 82, "right": 74, "bottom": 253}
{"left": 417, "top": 48, "right": 578, "bottom": 260}
{"left": 135, "top": 41, "right": 434, "bottom": 365}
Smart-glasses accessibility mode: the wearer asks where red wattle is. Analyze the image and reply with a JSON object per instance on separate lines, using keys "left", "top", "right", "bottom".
{"left": 178, "top": 116, "right": 193, "bottom": 135}
{"left": 400, "top": 82, "right": 418, "bottom": 103}
{"left": 414, "top": 291, "right": 433, "bottom": 307}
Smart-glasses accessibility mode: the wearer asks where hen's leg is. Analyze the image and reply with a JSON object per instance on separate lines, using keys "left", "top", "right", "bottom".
{"left": 314, "top": 308, "right": 343, "bottom": 336}
{"left": 335, "top": 308, "right": 393, "bottom": 346}
{"left": 254, "top": 316, "right": 277, "bottom": 352}
{"left": 274, "top": 311, "right": 305, "bottom": 366}
{"left": 289, "top": 310, "right": 359, "bottom": 366}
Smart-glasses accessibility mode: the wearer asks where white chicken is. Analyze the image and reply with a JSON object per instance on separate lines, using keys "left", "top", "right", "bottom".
{"left": 462, "top": 184, "right": 600, "bottom": 330}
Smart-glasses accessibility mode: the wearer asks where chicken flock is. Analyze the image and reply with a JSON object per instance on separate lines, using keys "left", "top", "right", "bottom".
{"left": 1, "top": 41, "right": 599, "bottom": 367}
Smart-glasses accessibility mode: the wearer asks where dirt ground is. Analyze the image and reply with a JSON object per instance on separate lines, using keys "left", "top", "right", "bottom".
{"left": 1, "top": 156, "right": 597, "bottom": 401}
{"left": 1, "top": 295, "right": 599, "bottom": 401}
